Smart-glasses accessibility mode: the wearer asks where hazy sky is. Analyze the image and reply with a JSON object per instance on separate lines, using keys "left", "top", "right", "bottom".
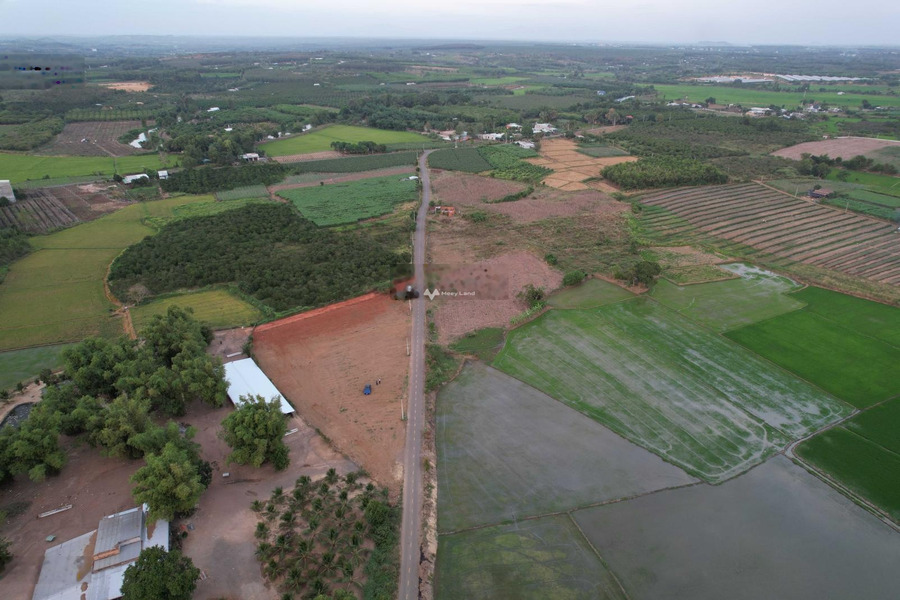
{"left": 1, "top": 0, "right": 899, "bottom": 46}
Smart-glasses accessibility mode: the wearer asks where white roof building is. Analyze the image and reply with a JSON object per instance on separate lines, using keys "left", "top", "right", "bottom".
{"left": 517, "top": 141, "right": 536, "bottom": 150}
{"left": 0, "top": 180, "right": 15, "bottom": 203}
{"left": 478, "top": 133, "right": 505, "bottom": 141}
{"left": 32, "top": 505, "right": 168, "bottom": 600}
{"left": 121, "top": 174, "right": 149, "bottom": 185}
{"left": 533, "top": 123, "right": 557, "bottom": 134}
{"left": 157, "top": 170, "right": 169, "bottom": 180}
{"left": 223, "top": 358, "right": 294, "bottom": 414}
{"left": 241, "top": 153, "right": 260, "bottom": 161}
{"left": 207, "top": 107, "right": 220, "bottom": 112}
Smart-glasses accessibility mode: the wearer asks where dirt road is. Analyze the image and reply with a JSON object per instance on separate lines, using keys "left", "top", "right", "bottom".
{"left": 398, "top": 151, "right": 431, "bottom": 600}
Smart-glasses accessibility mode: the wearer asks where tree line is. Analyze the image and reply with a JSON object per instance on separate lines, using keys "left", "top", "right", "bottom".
{"left": 159, "top": 163, "right": 287, "bottom": 194}
{"left": 602, "top": 156, "right": 728, "bottom": 189}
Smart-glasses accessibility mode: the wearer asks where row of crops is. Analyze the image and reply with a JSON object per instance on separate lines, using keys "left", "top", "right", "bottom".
{"left": 639, "top": 183, "right": 900, "bottom": 285}
{"left": 65, "top": 108, "right": 155, "bottom": 122}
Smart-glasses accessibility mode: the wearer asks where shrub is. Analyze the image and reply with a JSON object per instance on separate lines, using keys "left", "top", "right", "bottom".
{"left": 562, "top": 270, "right": 586, "bottom": 286}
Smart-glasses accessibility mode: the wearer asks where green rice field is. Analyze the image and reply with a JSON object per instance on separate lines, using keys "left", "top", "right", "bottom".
{"left": 286, "top": 151, "right": 418, "bottom": 172}
{"left": 131, "top": 289, "right": 262, "bottom": 331}
{"left": 437, "top": 363, "right": 695, "bottom": 531}
{"left": 493, "top": 299, "right": 852, "bottom": 482}
{"left": 0, "top": 343, "right": 74, "bottom": 391}
{"left": 0, "top": 195, "right": 213, "bottom": 351}
{"left": 0, "top": 152, "right": 171, "bottom": 183}
{"left": 726, "top": 288, "right": 900, "bottom": 408}
{"left": 258, "top": 125, "right": 428, "bottom": 156}
{"left": 547, "top": 278, "right": 634, "bottom": 310}
{"left": 650, "top": 263, "right": 804, "bottom": 331}
{"left": 276, "top": 173, "right": 418, "bottom": 226}
{"left": 436, "top": 515, "right": 626, "bottom": 600}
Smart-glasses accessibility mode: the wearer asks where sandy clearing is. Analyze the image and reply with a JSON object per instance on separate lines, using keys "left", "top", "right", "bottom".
{"left": 772, "top": 137, "right": 900, "bottom": 161}
{"left": 98, "top": 81, "right": 153, "bottom": 92}
{"left": 430, "top": 170, "right": 527, "bottom": 206}
{"left": 252, "top": 294, "right": 410, "bottom": 492}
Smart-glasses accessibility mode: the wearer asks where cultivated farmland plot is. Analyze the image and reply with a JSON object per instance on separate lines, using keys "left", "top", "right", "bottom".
{"left": 650, "top": 263, "right": 805, "bottom": 331}
{"left": 639, "top": 183, "right": 900, "bottom": 286}
{"left": 572, "top": 455, "right": 900, "bottom": 600}
{"left": 436, "top": 514, "right": 627, "bottom": 600}
{"left": 436, "top": 362, "right": 696, "bottom": 531}
{"left": 493, "top": 299, "right": 853, "bottom": 482}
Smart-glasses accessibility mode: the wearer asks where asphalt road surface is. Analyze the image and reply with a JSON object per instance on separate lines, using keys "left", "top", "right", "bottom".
{"left": 398, "top": 150, "right": 432, "bottom": 600}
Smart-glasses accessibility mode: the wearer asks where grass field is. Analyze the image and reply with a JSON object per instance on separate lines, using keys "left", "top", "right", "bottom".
{"left": 436, "top": 515, "right": 626, "bottom": 600}
{"left": 131, "top": 289, "right": 263, "bottom": 331}
{"left": 726, "top": 287, "right": 900, "bottom": 408}
{"left": 258, "top": 125, "right": 428, "bottom": 157}
{"left": 650, "top": 263, "right": 804, "bottom": 331}
{"left": 547, "top": 278, "right": 634, "bottom": 309}
{"left": 0, "top": 343, "right": 74, "bottom": 391}
{"left": 493, "top": 299, "right": 852, "bottom": 482}
{"left": 436, "top": 363, "right": 695, "bottom": 530}
{"left": 448, "top": 328, "right": 506, "bottom": 362}
{"left": 0, "top": 152, "right": 170, "bottom": 183}
{"left": 214, "top": 185, "right": 270, "bottom": 201}
{"left": 287, "top": 151, "right": 418, "bottom": 172}
{"left": 573, "top": 455, "right": 900, "bottom": 600}
{"left": 577, "top": 145, "right": 630, "bottom": 158}
{"left": 654, "top": 83, "right": 900, "bottom": 109}
{"left": 276, "top": 173, "right": 418, "bottom": 226}
{"left": 797, "top": 426, "right": 900, "bottom": 522}
{"left": 0, "top": 195, "right": 212, "bottom": 351}
{"left": 826, "top": 169, "right": 900, "bottom": 196}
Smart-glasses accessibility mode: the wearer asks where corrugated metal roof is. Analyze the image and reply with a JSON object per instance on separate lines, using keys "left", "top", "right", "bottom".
{"left": 33, "top": 531, "right": 95, "bottom": 600}
{"left": 0, "top": 180, "right": 15, "bottom": 202}
{"left": 223, "top": 358, "right": 294, "bottom": 414}
{"left": 86, "top": 563, "right": 129, "bottom": 600}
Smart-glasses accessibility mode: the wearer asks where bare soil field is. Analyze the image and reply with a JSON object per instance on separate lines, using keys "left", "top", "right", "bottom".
{"left": 252, "top": 293, "right": 410, "bottom": 491}
{"left": 430, "top": 251, "right": 562, "bottom": 342}
{"left": 529, "top": 138, "right": 636, "bottom": 191}
{"left": 37, "top": 121, "right": 145, "bottom": 157}
{"left": 488, "top": 188, "right": 624, "bottom": 223}
{"left": 271, "top": 150, "right": 342, "bottom": 164}
{"left": 98, "top": 81, "right": 153, "bottom": 92}
{"left": 581, "top": 125, "right": 627, "bottom": 135}
{"left": 181, "top": 400, "right": 355, "bottom": 600}
{"left": 430, "top": 170, "right": 527, "bottom": 205}
{"left": 772, "top": 136, "right": 900, "bottom": 161}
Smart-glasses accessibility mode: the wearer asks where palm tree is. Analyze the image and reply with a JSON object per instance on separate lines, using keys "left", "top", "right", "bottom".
{"left": 344, "top": 471, "right": 358, "bottom": 486}
{"left": 256, "top": 541, "right": 274, "bottom": 562}
{"left": 271, "top": 486, "right": 285, "bottom": 504}
{"left": 275, "top": 534, "right": 291, "bottom": 560}
{"left": 255, "top": 522, "right": 269, "bottom": 540}
{"left": 280, "top": 510, "right": 297, "bottom": 530}
{"left": 251, "top": 499, "right": 264, "bottom": 512}
{"left": 325, "top": 468, "right": 338, "bottom": 485}
{"left": 285, "top": 565, "right": 305, "bottom": 593}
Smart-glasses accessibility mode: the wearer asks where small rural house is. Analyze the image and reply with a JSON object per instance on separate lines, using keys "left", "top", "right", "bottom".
{"left": 223, "top": 358, "right": 295, "bottom": 414}
{"left": 0, "top": 180, "right": 15, "bottom": 203}
{"left": 478, "top": 133, "right": 505, "bottom": 141}
{"left": 808, "top": 188, "right": 834, "bottom": 199}
{"left": 517, "top": 140, "right": 536, "bottom": 150}
{"left": 241, "top": 153, "right": 260, "bottom": 162}
{"left": 533, "top": 123, "right": 557, "bottom": 134}
{"left": 432, "top": 205, "right": 456, "bottom": 217}
{"left": 32, "top": 505, "right": 168, "bottom": 600}
{"left": 157, "top": 170, "right": 169, "bottom": 180}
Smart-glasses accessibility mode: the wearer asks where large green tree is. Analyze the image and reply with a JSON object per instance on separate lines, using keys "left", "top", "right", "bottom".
{"left": 131, "top": 442, "right": 207, "bottom": 521}
{"left": 88, "top": 394, "right": 153, "bottom": 459}
{"left": 121, "top": 547, "right": 200, "bottom": 600}
{"left": 222, "top": 395, "right": 289, "bottom": 470}
{"left": 6, "top": 403, "right": 66, "bottom": 481}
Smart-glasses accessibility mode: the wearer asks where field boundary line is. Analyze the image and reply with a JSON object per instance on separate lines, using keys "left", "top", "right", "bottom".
{"left": 566, "top": 512, "right": 632, "bottom": 600}
{"left": 787, "top": 451, "right": 900, "bottom": 533}
{"left": 438, "top": 480, "right": 704, "bottom": 537}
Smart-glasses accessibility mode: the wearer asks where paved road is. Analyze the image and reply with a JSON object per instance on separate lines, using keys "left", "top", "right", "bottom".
{"left": 398, "top": 150, "right": 432, "bottom": 600}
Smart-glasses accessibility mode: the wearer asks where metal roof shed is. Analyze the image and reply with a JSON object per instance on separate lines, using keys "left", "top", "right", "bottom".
{"left": 224, "top": 358, "right": 294, "bottom": 414}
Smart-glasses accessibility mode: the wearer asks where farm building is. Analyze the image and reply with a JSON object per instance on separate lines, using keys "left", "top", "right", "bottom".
{"left": 478, "top": 133, "right": 505, "bottom": 141}
{"left": 121, "top": 174, "right": 149, "bottom": 185}
{"left": 157, "top": 170, "right": 169, "bottom": 180}
{"left": 432, "top": 205, "right": 456, "bottom": 217}
{"left": 517, "top": 141, "right": 536, "bottom": 149}
{"left": 808, "top": 188, "right": 834, "bottom": 199}
{"left": 0, "top": 180, "right": 15, "bottom": 203}
{"left": 533, "top": 123, "right": 558, "bottom": 134}
{"left": 241, "top": 153, "right": 260, "bottom": 162}
{"left": 32, "top": 505, "right": 168, "bottom": 600}
{"left": 223, "top": 357, "right": 294, "bottom": 414}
